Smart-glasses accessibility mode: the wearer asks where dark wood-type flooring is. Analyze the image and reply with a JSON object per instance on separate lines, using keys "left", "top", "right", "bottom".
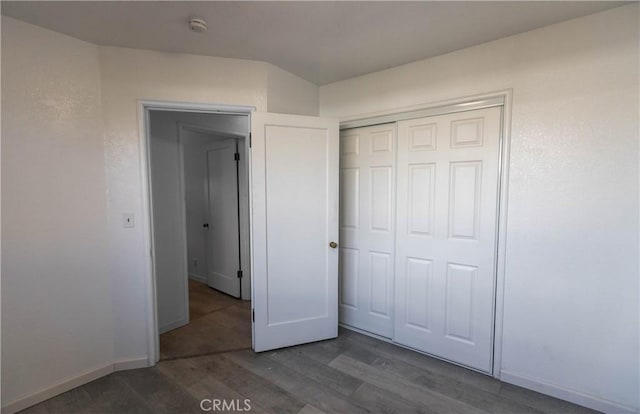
{"left": 159, "top": 279, "right": 252, "bottom": 360}
{"left": 19, "top": 281, "right": 598, "bottom": 414}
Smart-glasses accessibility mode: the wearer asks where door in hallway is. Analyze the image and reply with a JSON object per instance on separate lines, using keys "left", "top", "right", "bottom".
{"left": 206, "top": 138, "right": 241, "bottom": 298}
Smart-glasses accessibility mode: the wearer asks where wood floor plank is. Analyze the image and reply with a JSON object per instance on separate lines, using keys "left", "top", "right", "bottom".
{"left": 39, "top": 386, "right": 93, "bottom": 414}
{"left": 226, "top": 349, "right": 371, "bottom": 414}
{"left": 342, "top": 344, "right": 543, "bottom": 414}
{"left": 113, "top": 367, "right": 202, "bottom": 413}
{"left": 185, "top": 375, "right": 272, "bottom": 414}
{"left": 350, "top": 382, "right": 437, "bottom": 414}
{"left": 297, "top": 404, "right": 327, "bottom": 414}
{"left": 499, "top": 383, "right": 600, "bottom": 414}
{"left": 266, "top": 346, "right": 363, "bottom": 397}
{"left": 196, "top": 353, "right": 305, "bottom": 414}
{"left": 17, "top": 402, "right": 51, "bottom": 414}
{"left": 330, "top": 353, "right": 486, "bottom": 414}
{"left": 342, "top": 329, "right": 501, "bottom": 394}
{"left": 155, "top": 354, "right": 274, "bottom": 414}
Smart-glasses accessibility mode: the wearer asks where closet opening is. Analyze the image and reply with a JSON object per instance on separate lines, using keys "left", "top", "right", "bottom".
{"left": 145, "top": 107, "right": 252, "bottom": 361}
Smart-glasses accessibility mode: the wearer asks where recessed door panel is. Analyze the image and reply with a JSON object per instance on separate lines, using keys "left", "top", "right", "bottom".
{"left": 409, "top": 123, "right": 437, "bottom": 151}
{"left": 405, "top": 258, "right": 432, "bottom": 331}
{"left": 340, "top": 168, "right": 359, "bottom": 230}
{"left": 369, "top": 251, "right": 391, "bottom": 317}
{"left": 371, "top": 166, "right": 392, "bottom": 232}
{"left": 339, "top": 247, "right": 359, "bottom": 309}
{"left": 264, "top": 126, "right": 329, "bottom": 324}
{"left": 408, "top": 163, "right": 435, "bottom": 236}
{"left": 445, "top": 263, "right": 476, "bottom": 343}
{"left": 449, "top": 161, "right": 481, "bottom": 240}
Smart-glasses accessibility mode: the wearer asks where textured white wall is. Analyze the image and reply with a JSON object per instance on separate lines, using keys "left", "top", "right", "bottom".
{"left": 1, "top": 17, "right": 113, "bottom": 406}
{"left": 267, "top": 64, "right": 319, "bottom": 116}
{"left": 319, "top": 5, "right": 639, "bottom": 413}
{"left": 1, "top": 20, "right": 319, "bottom": 406}
{"left": 98, "top": 46, "right": 268, "bottom": 361}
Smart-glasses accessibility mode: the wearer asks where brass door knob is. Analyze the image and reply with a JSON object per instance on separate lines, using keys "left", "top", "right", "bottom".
{"left": 329, "top": 241, "right": 338, "bottom": 249}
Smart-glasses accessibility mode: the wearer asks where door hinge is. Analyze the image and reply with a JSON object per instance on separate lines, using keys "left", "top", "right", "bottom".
{"left": 252, "top": 309, "right": 255, "bottom": 322}
{"left": 234, "top": 152, "right": 240, "bottom": 161}
{"left": 249, "top": 132, "right": 252, "bottom": 148}
{"left": 237, "top": 269, "right": 243, "bottom": 279}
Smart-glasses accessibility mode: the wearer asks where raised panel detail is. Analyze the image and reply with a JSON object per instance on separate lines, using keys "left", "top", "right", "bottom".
{"left": 405, "top": 258, "right": 431, "bottom": 331}
{"left": 449, "top": 161, "right": 481, "bottom": 240}
{"left": 369, "top": 252, "right": 390, "bottom": 316}
{"left": 339, "top": 248, "right": 359, "bottom": 309}
{"left": 451, "top": 118, "right": 483, "bottom": 148}
{"left": 340, "top": 168, "right": 359, "bottom": 229}
{"left": 341, "top": 134, "right": 359, "bottom": 155}
{"left": 409, "top": 123, "right": 437, "bottom": 151}
{"left": 371, "top": 130, "right": 392, "bottom": 153}
{"left": 445, "top": 263, "right": 476, "bottom": 344}
{"left": 371, "top": 166, "right": 391, "bottom": 232}
{"left": 408, "top": 163, "right": 435, "bottom": 236}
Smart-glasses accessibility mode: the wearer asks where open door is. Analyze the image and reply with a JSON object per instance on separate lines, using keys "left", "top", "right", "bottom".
{"left": 206, "top": 138, "right": 241, "bottom": 298}
{"left": 251, "top": 112, "right": 339, "bottom": 352}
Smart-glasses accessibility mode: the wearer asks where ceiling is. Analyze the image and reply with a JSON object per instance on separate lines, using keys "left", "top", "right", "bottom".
{"left": 1, "top": 1, "right": 627, "bottom": 85}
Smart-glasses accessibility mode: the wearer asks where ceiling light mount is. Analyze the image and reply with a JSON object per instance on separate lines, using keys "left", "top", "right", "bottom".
{"left": 189, "top": 18, "right": 207, "bottom": 33}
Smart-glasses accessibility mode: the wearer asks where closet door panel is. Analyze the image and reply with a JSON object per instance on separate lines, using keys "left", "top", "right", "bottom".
{"left": 339, "top": 124, "right": 396, "bottom": 338}
{"left": 395, "top": 107, "right": 501, "bottom": 372}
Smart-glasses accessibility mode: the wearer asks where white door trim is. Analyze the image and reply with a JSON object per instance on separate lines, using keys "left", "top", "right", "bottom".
{"left": 138, "top": 100, "right": 254, "bottom": 365}
{"left": 337, "top": 90, "right": 512, "bottom": 378}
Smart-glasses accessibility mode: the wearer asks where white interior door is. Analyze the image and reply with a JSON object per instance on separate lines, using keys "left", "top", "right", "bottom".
{"left": 251, "top": 112, "right": 339, "bottom": 352}
{"left": 206, "top": 139, "right": 241, "bottom": 298}
{"left": 339, "top": 124, "right": 396, "bottom": 338}
{"left": 394, "top": 106, "right": 501, "bottom": 372}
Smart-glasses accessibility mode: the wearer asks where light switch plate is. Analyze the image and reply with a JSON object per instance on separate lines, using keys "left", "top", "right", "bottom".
{"left": 123, "top": 213, "right": 135, "bottom": 228}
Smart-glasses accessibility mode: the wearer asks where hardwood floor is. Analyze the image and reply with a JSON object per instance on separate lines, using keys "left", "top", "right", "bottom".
{"left": 159, "top": 279, "right": 252, "bottom": 360}
{"left": 20, "top": 326, "right": 598, "bottom": 414}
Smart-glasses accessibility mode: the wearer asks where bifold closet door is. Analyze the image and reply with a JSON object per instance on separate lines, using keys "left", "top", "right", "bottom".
{"left": 394, "top": 107, "right": 501, "bottom": 372}
{"left": 339, "top": 124, "right": 396, "bottom": 338}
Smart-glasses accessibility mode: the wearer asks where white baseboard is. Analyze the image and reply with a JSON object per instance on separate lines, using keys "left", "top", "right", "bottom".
{"left": 188, "top": 273, "right": 207, "bottom": 284}
{"left": 1, "top": 363, "right": 114, "bottom": 414}
{"left": 113, "top": 357, "right": 151, "bottom": 371}
{"left": 1, "top": 358, "right": 153, "bottom": 414}
{"left": 500, "top": 370, "right": 639, "bottom": 414}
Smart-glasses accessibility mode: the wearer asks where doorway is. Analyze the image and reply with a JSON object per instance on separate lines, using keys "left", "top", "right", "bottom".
{"left": 146, "top": 108, "right": 252, "bottom": 360}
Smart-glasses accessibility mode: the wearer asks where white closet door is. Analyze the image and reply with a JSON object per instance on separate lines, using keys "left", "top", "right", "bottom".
{"left": 394, "top": 107, "right": 501, "bottom": 372}
{"left": 339, "top": 124, "right": 396, "bottom": 338}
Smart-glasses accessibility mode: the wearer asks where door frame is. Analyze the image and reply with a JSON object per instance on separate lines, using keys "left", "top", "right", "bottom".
{"left": 177, "top": 122, "right": 251, "bottom": 300}
{"left": 138, "top": 100, "right": 254, "bottom": 365}
{"left": 336, "top": 90, "right": 512, "bottom": 378}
